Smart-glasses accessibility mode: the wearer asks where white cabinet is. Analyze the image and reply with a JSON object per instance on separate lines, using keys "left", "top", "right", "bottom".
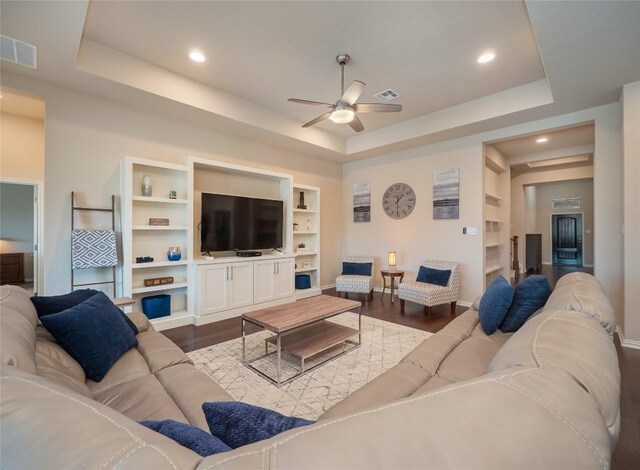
{"left": 200, "top": 264, "right": 230, "bottom": 314}
{"left": 198, "top": 262, "right": 253, "bottom": 315}
{"left": 274, "top": 258, "right": 294, "bottom": 299}
{"left": 254, "top": 258, "right": 294, "bottom": 304}
{"left": 228, "top": 262, "right": 253, "bottom": 309}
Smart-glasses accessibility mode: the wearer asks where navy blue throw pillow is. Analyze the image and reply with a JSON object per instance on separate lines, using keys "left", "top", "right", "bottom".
{"left": 500, "top": 275, "right": 552, "bottom": 333}
{"left": 141, "top": 420, "right": 231, "bottom": 457}
{"left": 342, "top": 262, "right": 372, "bottom": 276}
{"left": 39, "top": 292, "right": 138, "bottom": 382}
{"left": 416, "top": 266, "right": 451, "bottom": 286}
{"left": 478, "top": 276, "right": 514, "bottom": 335}
{"left": 32, "top": 289, "right": 138, "bottom": 335}
{"left": 203, "top": 402, "right": 314, "bottom": 449}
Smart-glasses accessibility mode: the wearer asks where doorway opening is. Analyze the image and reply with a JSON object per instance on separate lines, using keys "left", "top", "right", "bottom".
{"left": 0, "top": 181, "right": 42, "bottom": 294}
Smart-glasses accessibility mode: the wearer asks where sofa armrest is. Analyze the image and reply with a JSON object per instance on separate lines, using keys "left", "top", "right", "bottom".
{"left": 471, "top": 295, "right": 482, "bottom": 311}
{"left": 127, "top": 312, "right": 150, "bottom": 333}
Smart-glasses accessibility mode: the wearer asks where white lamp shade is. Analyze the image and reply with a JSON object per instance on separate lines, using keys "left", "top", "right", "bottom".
{"left": 388, "top": 251, "right": 396, "bottom": 267}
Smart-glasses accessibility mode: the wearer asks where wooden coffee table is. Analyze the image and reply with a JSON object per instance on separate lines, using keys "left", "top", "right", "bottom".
{"left": 242, "top": 295, "right": 362, "bottom": 387}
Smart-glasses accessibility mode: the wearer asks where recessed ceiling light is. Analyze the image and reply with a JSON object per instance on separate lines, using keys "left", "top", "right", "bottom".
{"left": 536, "top": 137, "right": 548, "bottom": 143}
{"left": 189, "top": 50, "right": 206, "bottom": 63}
{"left": 477, "top": 52, "right": 495, "bottom": 64}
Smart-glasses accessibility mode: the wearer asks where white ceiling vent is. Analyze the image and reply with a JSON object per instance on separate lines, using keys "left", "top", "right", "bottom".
{"left": 1, "top": 35, "right": 37, "bottom": 69}
{"left": 374, "top": 89, "right": 399, "bottom": 102}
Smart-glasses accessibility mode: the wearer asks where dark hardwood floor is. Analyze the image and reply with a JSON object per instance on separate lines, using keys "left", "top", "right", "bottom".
{"left": 162, "top": 269, "right": 638, "bottom": 467}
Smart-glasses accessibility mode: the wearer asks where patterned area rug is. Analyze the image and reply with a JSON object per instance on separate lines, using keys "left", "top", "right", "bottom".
{"left": 188, "top": 313, "right": 431, "bottom": 420}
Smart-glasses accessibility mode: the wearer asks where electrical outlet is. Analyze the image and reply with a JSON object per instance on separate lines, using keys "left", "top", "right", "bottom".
{"left": 463, "top": 227, "right": 479, "bottom": 235}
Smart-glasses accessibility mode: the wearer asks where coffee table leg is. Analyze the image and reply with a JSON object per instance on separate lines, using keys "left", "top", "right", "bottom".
{"left": 242, "top": 318, "right": 246, "bottom": 362}
{"left": 358, "top": 307, "right": 362, "bottom": 345}
{"left": 276, "top": 333, "right": 282, "bottom": 386}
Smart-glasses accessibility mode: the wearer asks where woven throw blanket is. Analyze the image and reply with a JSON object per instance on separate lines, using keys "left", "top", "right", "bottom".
{"left": 71, "top": 229, "right": 118, "bottom": 269}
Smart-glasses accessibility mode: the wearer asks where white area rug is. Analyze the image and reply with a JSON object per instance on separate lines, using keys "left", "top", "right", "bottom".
{"left": 188, "top": 314, "right": 431, "bottom": 420}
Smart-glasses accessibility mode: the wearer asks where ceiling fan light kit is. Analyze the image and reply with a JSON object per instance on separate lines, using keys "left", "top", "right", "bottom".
{"left": 288, "top": 53, "right": 402, "bottom": 132}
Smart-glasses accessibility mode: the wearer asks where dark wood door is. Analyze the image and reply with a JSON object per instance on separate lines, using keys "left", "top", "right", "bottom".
{"left": 552, "top": 214, "right": 583, "bottom": 266}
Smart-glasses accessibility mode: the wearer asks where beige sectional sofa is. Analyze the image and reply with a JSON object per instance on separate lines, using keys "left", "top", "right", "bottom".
{"left": 1, "top": 272, "right": 620, "bottom": 469}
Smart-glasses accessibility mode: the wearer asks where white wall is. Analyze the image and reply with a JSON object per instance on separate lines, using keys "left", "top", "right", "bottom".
{"left": 3, "top": 75, "right": 343, "bottom": 295}
{"left": 622, "top": 81, "right": 640, "bottom": 344}
{"left": 343, "top": 138, "right": 485, "bottom": 304}
{"left": 0, "top": 112, "right": 45, "bottom": 182}
{"left": 343, "top": 104, "right": 623, "bottom": 317}
{"left": 0, "top": 182, "right": 34, "bottom": 280}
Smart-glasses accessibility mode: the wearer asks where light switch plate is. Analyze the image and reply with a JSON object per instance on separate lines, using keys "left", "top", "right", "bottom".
{"left": 463, "top": 227, "right": 479, "bottom": 235}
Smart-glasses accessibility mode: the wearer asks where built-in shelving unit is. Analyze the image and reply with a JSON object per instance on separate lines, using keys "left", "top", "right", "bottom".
{"left": 292, "top": 184, "right": 321, "bottom": 300}
{"left": 121, "top": 156, "right": 192, "bottom": 331}
{"left": 483, "top": 145, "right": 510, "bottom": 288}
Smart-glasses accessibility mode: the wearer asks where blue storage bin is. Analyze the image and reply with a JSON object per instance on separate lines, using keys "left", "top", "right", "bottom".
{"left": 295, "top": 274, "right": 312, "bottom": 290}
{"left": 141, "top": 294, "right": 171, "bottom": 319}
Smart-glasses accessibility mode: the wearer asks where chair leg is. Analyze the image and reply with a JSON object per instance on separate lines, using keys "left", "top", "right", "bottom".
{"left": 400, "top": 299, "right": 405, "bottom": 313}
{"left": 361, "top": 293, "right": 368, "bottom": 305}
{"left": 450, "top": 301, "right": 457, "bottom": 315}
{"left": 425, "top": 306, "right": 433, "bottom": 315}
{"left": 369, "top": 289, "right": 374, "bottom": 300}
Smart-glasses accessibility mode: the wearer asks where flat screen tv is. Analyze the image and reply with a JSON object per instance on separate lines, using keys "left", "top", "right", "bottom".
{"left": 200, "top": 193, "right": 284, "bottom": 252}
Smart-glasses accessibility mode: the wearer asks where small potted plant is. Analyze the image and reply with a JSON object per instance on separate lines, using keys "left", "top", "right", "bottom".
{"left": 169, "top": 190, "right": 177, "bottom": 200}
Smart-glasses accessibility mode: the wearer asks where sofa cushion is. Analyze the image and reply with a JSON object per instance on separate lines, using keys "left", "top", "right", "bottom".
{"left": 155, "top": 363, "right": 233, "bottom": 431}
{"left": 141, "top": 419, "right": 231, "bottom": 456}
{"left": 35, "top": 334, "right": 91, "bottom": 397}
{"left": 92, "top": 373, "right": 190, "bottom": 424}
{"left": 1, "top": 285, "right": 38, "bottom": 328}
{"left": 341, "top": 262, "right": 372, "bottom": 276}
{"left": 0, "top": 307, "right": 37, "bottom": 375}
{"left": 203, "top": 402, "right": 313, "bottom": 449}
{"left": 1, "top": 364, "right": 202, "bottom": 470}
{"left": 416, "top": 266, "right": 451, "bottom": 286}
{"left": 543, "top": 280, "right": 615, "bottom": 335}
{"left": 478, "top": 276, "right": 513, "bottom": 335}
{"left": 136, "top": 329, "right": 192, "bottom": 375}
{"left": 87, "top": 347, "right": 151, "bottom": 396}
{"left": 488, "top": 309, "right": 620, "bottom": 440}
{"left": 40, "top": 292, "right": 138, "bottom": 382}
{"left": 32, "top": 289, "right": 138, "bottom": 335}
{"left": 500, "top": 275, "right": 552, "bottom": 332}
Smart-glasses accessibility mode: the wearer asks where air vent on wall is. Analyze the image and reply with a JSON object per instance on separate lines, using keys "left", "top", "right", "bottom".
{"left": 1, "top": 35, "right": 37, "bottom": 69}
{"left": 374, "top": 88, "right": 399, "bottom": 102}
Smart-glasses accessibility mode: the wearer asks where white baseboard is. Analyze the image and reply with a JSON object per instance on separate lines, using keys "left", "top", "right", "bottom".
{"left": 321, "top": 283, "right": 336, "bottom": 291}
{"left": 24, "top": 277, "right": 34, "bottom": 283}
{"left": 616, "top": 326, "right": 640, "bottom": 350}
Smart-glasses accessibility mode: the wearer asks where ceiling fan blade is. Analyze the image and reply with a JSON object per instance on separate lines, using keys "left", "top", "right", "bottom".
{"left": 288, "top": 98, "right": 333, "bottom": 107}
{"left": 302, "top": 112, "right": 332, "bottom": 128}
{"left": 341, "top": 80, "right": 365, "bottom": 105}
{"left": 354, "top": 103, "right": 402, "bottom": 113}
{"left": 348, "top": 114, "right": 365, "bottom": 132}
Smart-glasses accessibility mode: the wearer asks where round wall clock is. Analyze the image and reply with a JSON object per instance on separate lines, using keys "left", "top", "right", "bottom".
{"left": 382, "top": 183, "right": 416, "bottom": 219}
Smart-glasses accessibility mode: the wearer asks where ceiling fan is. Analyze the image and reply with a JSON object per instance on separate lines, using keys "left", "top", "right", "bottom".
{"left": 288, "top": 53, "right": 402, "bottom": 133}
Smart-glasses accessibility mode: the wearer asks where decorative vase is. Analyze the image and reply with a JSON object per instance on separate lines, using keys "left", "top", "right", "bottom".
{"left": 142, "top": 175, "right": 153, "bottom": 197}
{"left": 167, "top": 246, "right": 182, "bottom": 261}
{"left": 297, "top": 191, "right": 307, "bottom": 209}
{"left": 293, "top": 223, "right": 299, "bottom": 231}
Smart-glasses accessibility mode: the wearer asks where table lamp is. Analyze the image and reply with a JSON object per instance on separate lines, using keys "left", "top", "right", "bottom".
{"left": 388, "top": 251, "right": 396, "bottom": 270}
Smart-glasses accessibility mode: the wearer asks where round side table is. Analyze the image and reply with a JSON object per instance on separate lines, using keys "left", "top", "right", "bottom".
{"left": 381, "top": 269, "right": 405, "bottom": 303}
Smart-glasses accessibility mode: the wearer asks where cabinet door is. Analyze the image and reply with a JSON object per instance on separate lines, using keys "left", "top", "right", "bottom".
{"left": 229, "top": 262, "right": 254, "bottom": 309}
{"left": 253, "top": 260, "right": 275, "bottom": 304}
{"left": 200, "top": 265, "right": 229, "bottom": 315}
{"left": 274, "top": 258, "right": 294, "bottom": 299}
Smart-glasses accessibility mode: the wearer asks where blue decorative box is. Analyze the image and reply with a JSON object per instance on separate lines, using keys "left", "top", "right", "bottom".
{"left": 295, "top": 274, "right": 311, "bottom": 290}
{"left": 141, "top": 294, "right": 171, "bottom": 319}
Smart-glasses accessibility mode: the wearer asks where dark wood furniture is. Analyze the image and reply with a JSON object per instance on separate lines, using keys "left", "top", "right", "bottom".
{"left": 0, "top": 253, "right": 25, "bottom": 285}
{"left": 242, "top": 295, "right": 361, "bottom": 386}
{"left": 381, "top": 269, "right": 405, "bottom": 303}
{"left": 526, "top": 234, "right": 542, "bottom": 272}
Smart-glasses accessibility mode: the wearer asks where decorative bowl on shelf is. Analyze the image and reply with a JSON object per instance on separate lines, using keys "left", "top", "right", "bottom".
{"left": 167, "top": 247, "right": 182, "bottom": 261}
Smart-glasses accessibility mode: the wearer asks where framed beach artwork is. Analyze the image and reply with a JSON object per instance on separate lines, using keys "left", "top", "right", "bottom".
{"left": 353, "top": 182, "right": 371, "bottom": 222}
{"left": 433, "top": 168, "right": 459, "bottom": 219}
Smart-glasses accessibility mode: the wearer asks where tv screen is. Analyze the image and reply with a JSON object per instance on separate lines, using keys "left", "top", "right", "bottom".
{"left": 201, "top": 193, "right": 284, "bottom": 252}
